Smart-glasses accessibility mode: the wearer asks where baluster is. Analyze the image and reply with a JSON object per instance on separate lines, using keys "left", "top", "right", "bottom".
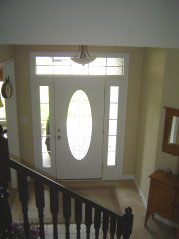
{"left": 34, "top": 179, "right": 45, "bottom": 238}
{"left": 17, "top": 170, "right": 30, "bottom": 239}
{"left": 110, "top": 215, "right": 116, "bottom": 239}
{"left": 75, "top": 199, "right": 82, "bottom": 239}
{"left": 94, "top": 208, "right": 101, "bottom": 239}
{"left": 85, "top": 204, "right": 92, "bottom": 239}
{"left": 0, "top": 184, "right": 12, "bottom": 238}
{"left": 102, "top": 212, "right": 109, "bottom": 239}
{"left": 50, "top": 186, "right": 59, "bottom": 239}
{"left": 0, "top": 130, "right": 12, "bottom": 238}
{"left": 63, "top": 192, "right": 71, "bottom": 239}
{"left": 116, "top": 217, "right": 123, "bottom": 239}
{"left": 122, "top": 207, "right": 133, "bottom": 239}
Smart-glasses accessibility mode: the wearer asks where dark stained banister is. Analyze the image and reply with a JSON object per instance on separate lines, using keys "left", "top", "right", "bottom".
{"left": 0, "top": 132, "right": 12, "bottom": 238}
{"left": 0, "top": 157, "right": 133, "bottom": 239}
{"left": 9, "top": 158, "right": 123, "bottom": 218}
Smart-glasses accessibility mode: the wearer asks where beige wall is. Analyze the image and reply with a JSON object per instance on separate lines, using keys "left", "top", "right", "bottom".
{"left": 155, "top": 49, "right": 179, "bottom": 173}
{"left": 135, "top": 48, "right": 166, "bottom": 201}
{"left": 135, "top": 48, "right": 179, "bottom": 202}
{"left": 0, "top": 45, "right": 14, "bottom": 63}
{"left": 0, "top": 44, "right": 15, "bottom": 206}
{"left": 14, "top": 45, "right": 143, "bottom": 174}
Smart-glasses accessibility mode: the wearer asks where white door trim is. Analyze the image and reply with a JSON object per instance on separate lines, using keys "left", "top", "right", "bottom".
{"left": 102, "top": 78, "right": 128, "bottom": 180}
{"left": 30, "top": 52, "right": 129, "bottom": 179}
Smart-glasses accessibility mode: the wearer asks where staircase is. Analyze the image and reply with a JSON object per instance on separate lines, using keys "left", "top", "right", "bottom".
{"left": 0, "top": 157, "right": 133, "bottom": 239}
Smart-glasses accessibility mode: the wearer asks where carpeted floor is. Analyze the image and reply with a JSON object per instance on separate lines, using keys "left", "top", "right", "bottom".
{"left": 11, "top": 180, "right": 177, "bottom": 238}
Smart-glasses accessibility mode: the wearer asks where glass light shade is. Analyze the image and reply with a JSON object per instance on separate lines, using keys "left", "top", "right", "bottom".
{"left": 71, "top": 45, "right": 96, "bottom": 66}
{"left": 71, "top": 57, "right": 95, "bottom": 65}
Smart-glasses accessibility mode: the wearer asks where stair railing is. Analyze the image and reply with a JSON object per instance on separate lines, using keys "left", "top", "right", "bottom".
{"left": 0, "top": 157, "right": 133, "bottom": 239}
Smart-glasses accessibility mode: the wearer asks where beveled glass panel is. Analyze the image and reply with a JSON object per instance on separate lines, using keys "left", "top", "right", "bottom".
{"left": 71, "top": 65, "right": 88, "bottom": 75}
{"left": 41, "top": 120, "right": 49, "bottom": 136}
{"left": 108, "top": 136, "right": 117, "bottom": 152}
{"left": 40, "top": 86, "right": 49, "bottom": 103}
{"left": 53, "top": 57, "right": 71, "bottom": 65}
{"left": 110, "top": 86, "right": 119, "bottom": 103}
{"left": 35, "top": 57, "right": 124, "bottom": 76}
{"left": 107, "top": 58, "right": 124, "bottom": 67}
{"left": 36, "top": 66, "right": 53, "bottom": 75}
{"left": 109, "top": 103, "right": 118, "bottom": 119}
{"left": 42, "top": 152, "right": 51, "bottom": 168}
{"left": 107, "top": 152, "right": 116, "bottom": 166}
{"left": 41, "top": 136, "right": 49, "bottom": 152}
{"left": 89, "top": 67, "right": 106, "bottom": 75}
{"left": 106, "top": 67, "right": 123, "bottom": 75}
{"left": 36, "top": 57, "right": 53, "bottom": 65}
{"left": 109, "top": 120, "right": 117, "bottom": 135}
{"left": 54, "top": 66, "right": 70, "bottom": 75}
{"left": 67, "top": 90, "right": 92, "bottom": 160}
{"left": 89, "top": 58, "right": 106, "bottom": 66}
{"left": 40, "top": 104, "right": 49, "bottom": 121}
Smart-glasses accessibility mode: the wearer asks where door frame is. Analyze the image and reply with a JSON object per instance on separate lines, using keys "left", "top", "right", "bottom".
{"left": 30, "top": 52, "right": 129, "bottom": 180}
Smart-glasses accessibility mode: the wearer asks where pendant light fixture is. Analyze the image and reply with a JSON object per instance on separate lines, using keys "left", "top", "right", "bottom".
{"left": 71, "top": 45, "right": 96, "bottom": 66}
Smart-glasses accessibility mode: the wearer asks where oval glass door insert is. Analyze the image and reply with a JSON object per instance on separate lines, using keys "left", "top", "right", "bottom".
{"left": 67, "top": 90, "right": 92, "bottom": 160}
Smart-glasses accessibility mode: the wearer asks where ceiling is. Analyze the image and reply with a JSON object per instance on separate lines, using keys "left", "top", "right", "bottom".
{"left": 0, "top": 0, "right": 179, "bottom": 48}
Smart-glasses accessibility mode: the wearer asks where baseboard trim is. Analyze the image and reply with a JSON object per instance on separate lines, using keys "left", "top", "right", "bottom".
{"left": 121, "top": 174, "right": 134, "bottom": 180}
{"left": 155, "top": 214, "right": 178, "bottom": 228}
{"left": 134, "top": 177, "right": 147, "bottom": 208}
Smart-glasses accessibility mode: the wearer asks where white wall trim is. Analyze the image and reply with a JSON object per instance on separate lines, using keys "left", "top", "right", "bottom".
{"left": 155, "top": 214, "right": 178, "bottom": 228}
{"left": 134, "top": 177, "right": 147, "bottom": 208}
{"left": 121, "top": 174, "right": 134, "bottom": 180}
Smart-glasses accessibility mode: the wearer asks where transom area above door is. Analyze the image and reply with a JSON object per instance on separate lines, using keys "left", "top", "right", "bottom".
{"left": 35, "top": 56, "right": 125, "bottom": 76}
{"left": 30, "top": 52, "right": 129, "bottom": 180}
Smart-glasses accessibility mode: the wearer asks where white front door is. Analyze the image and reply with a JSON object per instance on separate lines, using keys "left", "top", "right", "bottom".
{"left": 55, "top": 78, "right": 105, "bottom": 179}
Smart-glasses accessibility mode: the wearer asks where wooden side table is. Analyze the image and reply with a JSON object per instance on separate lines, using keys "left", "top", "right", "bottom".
{"left": 145, "top": 170, "right": 179, "bottom": 226}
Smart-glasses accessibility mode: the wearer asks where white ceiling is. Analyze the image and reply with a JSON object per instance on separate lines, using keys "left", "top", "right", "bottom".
{"left": 0, "top": 0, "right": 179, "bottom": 48}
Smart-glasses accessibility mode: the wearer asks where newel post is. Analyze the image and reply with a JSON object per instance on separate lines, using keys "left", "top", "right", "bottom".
{"left": 122, "top": 207, "right": 133, "bottom": 239}
{"left": 0, "top": 129, "right": 12, "bottom": 238}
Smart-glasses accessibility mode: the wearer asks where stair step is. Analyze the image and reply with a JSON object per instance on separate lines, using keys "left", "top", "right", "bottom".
{"left": 45, "top": 224, "right": 109, "bottom": 238}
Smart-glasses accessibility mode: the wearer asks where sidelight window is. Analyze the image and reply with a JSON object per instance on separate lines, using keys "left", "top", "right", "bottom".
{"left": 107, "top": 86, "right": 119, "bottom": 166}
{"left": 39, "top": 86, "right": 51, "bottom": 168}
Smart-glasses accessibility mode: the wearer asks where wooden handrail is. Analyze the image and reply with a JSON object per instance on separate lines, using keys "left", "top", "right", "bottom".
{"left": 0, "top": 156, "right": 133, "bottom": 238}
{"left": 9, "top": 157, "right": 122, "bottom": 219}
